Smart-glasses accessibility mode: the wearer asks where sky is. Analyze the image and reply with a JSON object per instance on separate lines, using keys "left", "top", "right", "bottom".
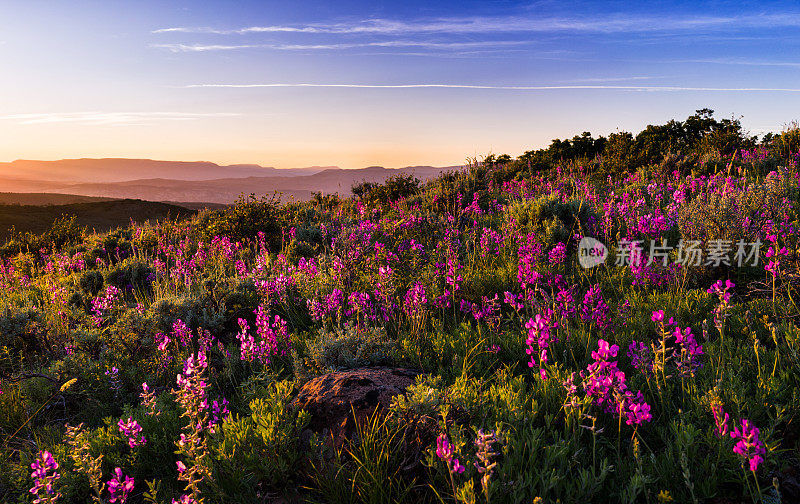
{"left": 1, "top": 0, "right": 800, "bottom": 168}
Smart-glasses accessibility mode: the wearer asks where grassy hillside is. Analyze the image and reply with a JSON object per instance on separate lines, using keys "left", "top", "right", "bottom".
{"left": 0, "top": 192, "right": 115, "bottom": 205}
{"left": 0, "top": 199, "right": 193, "bottom": 242}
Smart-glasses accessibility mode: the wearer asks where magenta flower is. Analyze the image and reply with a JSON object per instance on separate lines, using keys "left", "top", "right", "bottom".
{"left": 651, "top": 309, "right": 674, "bottom": 327}
{"left": 591, "top": 339, "right": 619, "bottom": 361}
{"left": 672, "top": 325, "right": 704, "bottom": 377}
{"left": 436, "top": 433, "right": 453, "bottom": 460}
{"left": 627, "top": 341, "right": 654, "bottom": 374}
{"left": 731, "top": 419, "right": 766, "bottom": 472}
{"left": 91, "top": 285, "right": 121, "bottom": 326}
{"left": 237, "top": 305, "right": 291, "bottom": 365}
{"left": 118, "top": 417, "right": 146, "bottom": 448}
{"left": 436, "top": 433, "right": 466, "bottom": 474}
{"left": 106, "top": 467, "right": 134, "bottom": 504}
{"left": 29, "top": 450, "right": 61, "bottom": 504}
{"left": 624, "top": 392, "right": 652, "bottom": 425}
{"left": 479, "top": 228, "right": 504, "bottom": 257}
{"left": 172, "top": 319, "right": 192, "bottom": 348}
{"left": 403, "top": 282, "right": 428, "bottom": 319}
{"left": 580, "top": 340, "right": 652, "bottom": 426}
{"left": 581, "top": 284, "right": 611, "bottom": 334}
{"left": 549, "top": 242, "right": 567, "bottom": 264}
{"left": 525, "top": 311, "right": 558, "bottom": 380}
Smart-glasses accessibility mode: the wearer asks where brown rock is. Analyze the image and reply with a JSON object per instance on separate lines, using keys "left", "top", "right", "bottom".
{"left": 292, "top": 367, "right": 419, "bottom": 446}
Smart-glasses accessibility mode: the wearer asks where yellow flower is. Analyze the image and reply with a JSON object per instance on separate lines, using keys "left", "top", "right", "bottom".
{"left": 657, "top": 490, "right": 674, "bottom": 503}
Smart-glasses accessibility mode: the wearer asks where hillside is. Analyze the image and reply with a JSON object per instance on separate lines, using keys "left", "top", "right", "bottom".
{"left": 0, "top": 199, "right": 194, "bottom": 241}
{"left": 0, "top": 192, "right": 116, "bottom": 205}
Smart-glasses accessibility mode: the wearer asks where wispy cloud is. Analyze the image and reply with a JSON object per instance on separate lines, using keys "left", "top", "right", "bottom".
{"left": 183, "top": 83, "right": 800, "bottom": 92}
{"left": 681, "top": 58, "right": 800, "bottom": 68}
{"left": 562, "top": 76, "right": 657, "bottom": 83}
{"left": 0, "top": 112, "right": 239, "bottom": 126}
{"left": 153, "top": 13, "right": 800, "bottom": 36}
{"left": 150, "top": 40, "right": 529, "bottom": 52}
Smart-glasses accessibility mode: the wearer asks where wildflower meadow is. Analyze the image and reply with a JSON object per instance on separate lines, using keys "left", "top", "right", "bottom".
{"left": 2, "top": 111, "right": 800, "bottom": 503}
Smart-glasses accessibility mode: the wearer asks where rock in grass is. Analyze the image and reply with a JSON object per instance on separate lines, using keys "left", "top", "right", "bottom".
{"left": 292, "top": 367, "right": 419, "bottom": 446}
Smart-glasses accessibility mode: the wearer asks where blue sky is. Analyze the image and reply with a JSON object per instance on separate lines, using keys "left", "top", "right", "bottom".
{"left": 1, "top": 0, "right": 799, "bottom": 168}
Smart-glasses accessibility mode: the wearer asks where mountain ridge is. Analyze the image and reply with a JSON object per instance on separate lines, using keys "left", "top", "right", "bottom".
{"left": 0, "top": 158, "right": 463, "bottom": 203}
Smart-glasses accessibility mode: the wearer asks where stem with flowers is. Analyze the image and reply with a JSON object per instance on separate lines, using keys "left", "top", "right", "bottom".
{"left": 171, "top": 351, "right": 213, "bottom": 504}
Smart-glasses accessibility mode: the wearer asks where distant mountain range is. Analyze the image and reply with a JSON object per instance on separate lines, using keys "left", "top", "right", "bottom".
{"left": 0, "top": 158, "right": 324, "bottom": 183}
{"left": 0, "top": 158, "right": 461, "bottom": 203}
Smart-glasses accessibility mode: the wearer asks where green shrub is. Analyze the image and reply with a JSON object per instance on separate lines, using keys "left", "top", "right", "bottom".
{"left": 506, "top": 194, "right": 598, "bottom": 246}
{"left": 195, "top": 193, "right": 284, "bottom": 249}
{"left": 105, "top": 259, "right": 155, "bottom": 293}
{"left": 78, "top": 270, "right": 104, "bottom": 297}
{"left": 305, "top": 325, "right": 396, "bottom": 374}
{"left": 212, "top": 380, "right": 309, "bottom": 495}
{"left": 147, "top": 294, "right": 224, "bottom": 334}
{"left": 0, "top": 306, "right": 45, "bottom": 354}
{"left": 353, "top": 174, "right": 421, "bottom": 204}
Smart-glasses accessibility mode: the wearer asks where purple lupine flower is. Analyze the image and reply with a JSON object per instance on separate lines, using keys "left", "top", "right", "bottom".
{"left": 105, "top": 367, "right": 122, "bottom": 397}
{"left": 517, "top": 234, "right": 543, "bottom": 290}
{"left": 707, "top": 280, "right": 734, "bottom": 334}
{"left": 672, "top": 325, "right": 704, "bottom": 377}
{"left": 580, "top": 340, "right": 652, "bottom": 425}
{"left": 156, "top": 332, "right": 171, "bottom": 352}
{"left": 91, "top": 285, "right": 121, "bottom": 326}
{"left": 207, "top": 398, "right": 231, "bottom": 433}
{"left": 581, "top": 284, "right": 611, "bottom": 334}
{"left": 627, "top": 341, "right": 654, "bottom": 374}
{"left": 503, "top": 291, "right": 524, "bottom": 311}
{"left": 118, "top": 417, "right": 146, "bottom": 448}
{"left": 436, "top": 433, "right": 453, "bottom": 460}
{"left": 435, "top": 433, "right": 464, "bottom": 474}
{"left": 403, "top": 282, "right": 428, "bottom": 319}
{"left": 479, "top": 228, "right": 504, "bottom": 258}
{"left": 29, "top": 450, "right": 61, "bottom": 504}
{"left": 549, "top": 242, "right": 567, "bottom": 264}
{"left": 623, "top": 391, "right": 652, "bottom": 425}
{"left": 172, "top": 350, "right": 213, "bottom": 503}
{"left": 237, "top": 306, "right": 291, "bottom": 365}
{"left": 592, "top": 339, "right": 618, "bottom": 361}
{"left": 106, "top": 467, "right": 134, "bottom": 504}
{"left": 172, "top": 319, "right": 192, "bottom": 348}
{"left": 525, "top": 311, "right": 558, "bottom": 380}
{"left": 731, "top": 419, "right": 766, "bottom": 472}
